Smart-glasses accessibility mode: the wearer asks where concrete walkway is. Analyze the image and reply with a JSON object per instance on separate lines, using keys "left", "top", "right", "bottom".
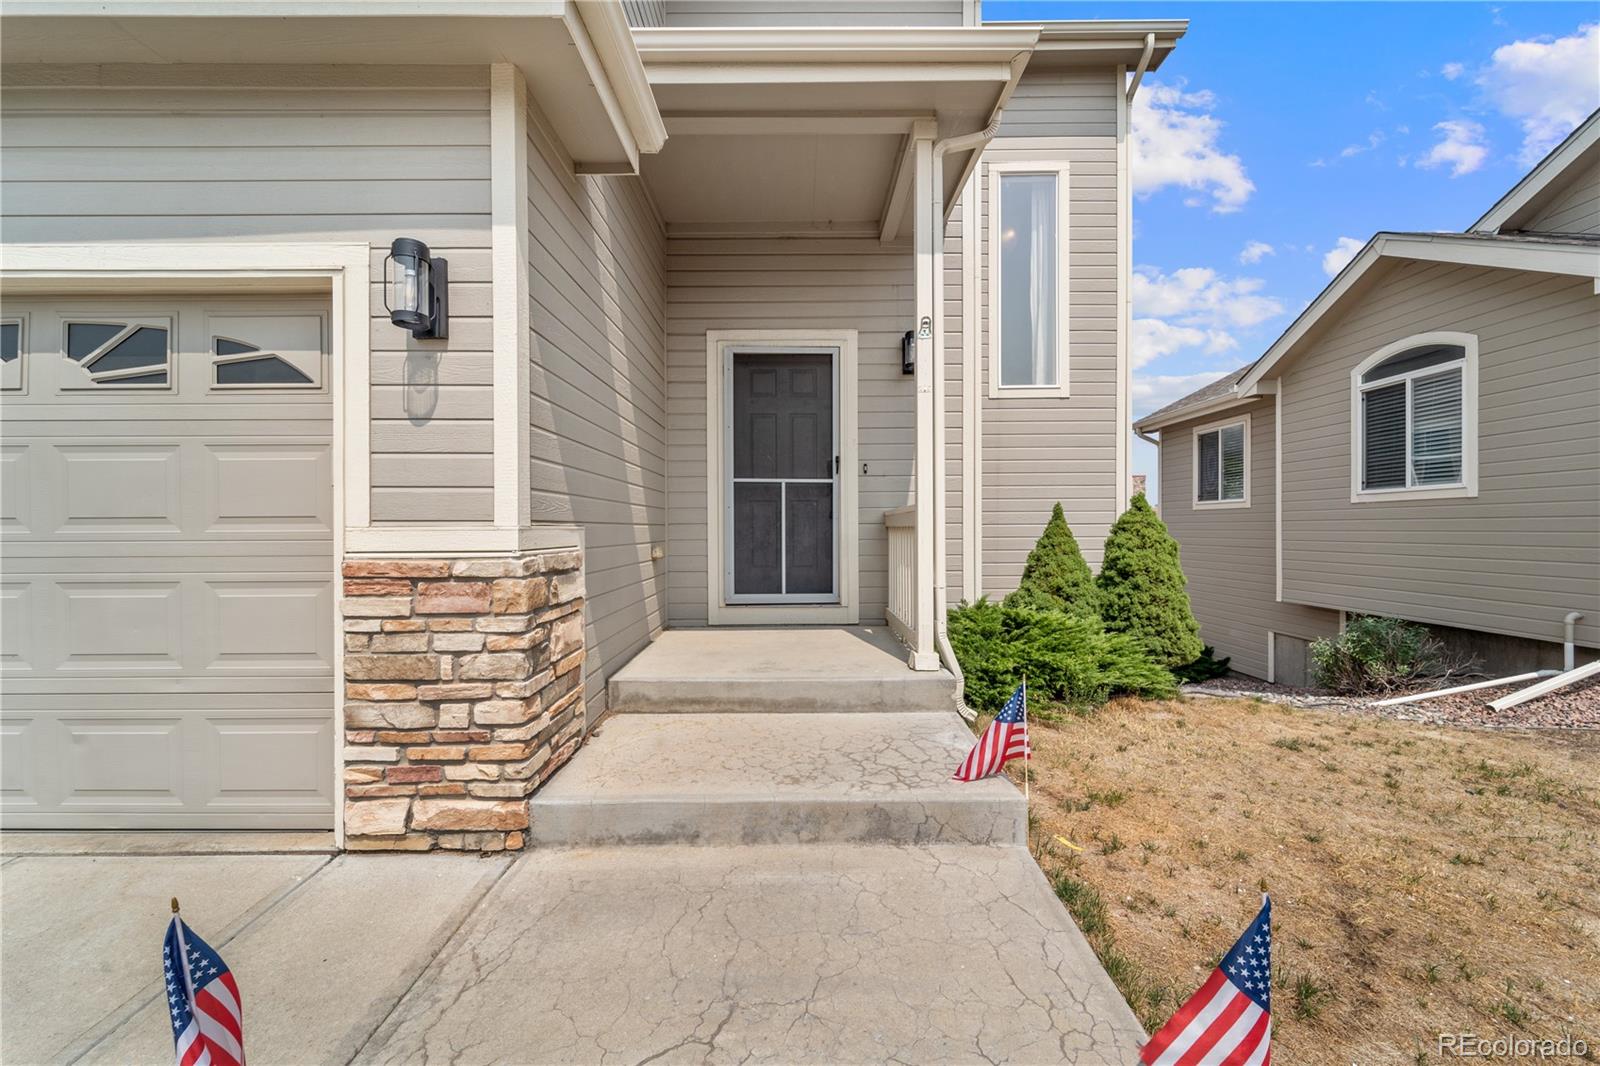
{"left": 0, "top": 836, "right": 1145, "bottom": 1065}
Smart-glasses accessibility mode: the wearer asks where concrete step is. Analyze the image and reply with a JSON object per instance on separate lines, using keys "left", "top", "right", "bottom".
{"left": 528, "top": 712, "right": 1024, "bottom": 847}
{"left": 606, "top": 626, "right": 957, "bottom": 713}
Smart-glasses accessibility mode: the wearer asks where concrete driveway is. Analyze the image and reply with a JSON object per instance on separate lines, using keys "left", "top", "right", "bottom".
{"left": 1, "top": 834, "right": 1144, "bottom": 1065}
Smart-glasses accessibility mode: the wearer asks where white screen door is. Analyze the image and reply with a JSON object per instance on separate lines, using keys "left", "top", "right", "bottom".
{"left": 723, "top": 347, "right": 840, "bottom": 604}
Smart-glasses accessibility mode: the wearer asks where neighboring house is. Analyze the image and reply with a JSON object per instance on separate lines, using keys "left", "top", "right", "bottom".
{"left": 0, "top": 2, "right": 1181, "bottom": 843}
{"left": 1135, "top": 113, "right": 1600, "bottom": 685}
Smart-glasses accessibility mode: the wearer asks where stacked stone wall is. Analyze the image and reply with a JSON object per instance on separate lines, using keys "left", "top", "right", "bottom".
{"left": 339, "top": 550, "right": 585, "bottom": 851}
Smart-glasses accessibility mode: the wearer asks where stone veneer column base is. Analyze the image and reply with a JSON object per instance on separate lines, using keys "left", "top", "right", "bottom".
{"left": 339, "top": 549, "right": 585, "bottom": 852}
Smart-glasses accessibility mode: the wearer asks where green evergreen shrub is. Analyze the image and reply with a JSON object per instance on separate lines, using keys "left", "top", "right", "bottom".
{"left": 947, "top": 599, "right": 1177, "bottom": 712}
{"left": 1309, "top": 616, "right": 1444, "bottom": 693}
{"left": 1003, "top": 502, "right": 1099, "bottom": 620}
{"left": 1094, "top": 494, "right": 1203, "bottom": 668}
{"left": 1173, "top": 646, "right": 1231, "bottom": 683}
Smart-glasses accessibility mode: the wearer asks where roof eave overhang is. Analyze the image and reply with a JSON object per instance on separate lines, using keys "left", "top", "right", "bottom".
{"left": 1134, "top": 386, "right": 1268, "bottom": 435}
{"left": 1238, "top": 232, "right": 1600, "bottom": 393}
{"left": 0, "top": 1, "right": 665, "bottom": 172}
{"left": 997, "top": 20, "right": 1188, "bottom": 70}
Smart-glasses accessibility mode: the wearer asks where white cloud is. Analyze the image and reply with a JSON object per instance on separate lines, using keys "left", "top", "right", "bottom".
{"left": 1478, "top": 23, "right": 1600, "bottom": 164}
{"left": 1133, "top": 266, "right": 1284, "bottom": 329}
{"left": 1131, "top": 319, "right": 1236, "bottom": 370}
{"left": 1131, "top": 371, "right": 1234, "bottom": 419}
{"left": 1238, "top": 240, "right": 1275, "bottom": 265}
{"left": 1416, "top": 119, "right": 1490, "bottom": 176}
{"left": 1321, "top": 236, "right": 1365, "bottom": 277}
{"left": 1130, "top": 83, "right": 1255, "bottom": 213}
{"left": 1340, "top": 130, "right": 1386, "bottom": 158}
{"left": 1441, "top": 61, "right": 1466, "bottom": 80}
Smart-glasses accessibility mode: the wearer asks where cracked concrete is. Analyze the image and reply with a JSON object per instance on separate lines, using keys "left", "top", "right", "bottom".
{"left": 529, "top": 713, "right": 1026, "bottom": 846}
{"left": 2, "top": 843, "right": 1144, "bottom": 1065}
{"left": 355, "top": 845, "right": 1145, "bottom": 1065}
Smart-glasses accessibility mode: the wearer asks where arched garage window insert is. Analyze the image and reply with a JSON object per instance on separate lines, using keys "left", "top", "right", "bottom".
{"left": 1, "top": 319, "right": 21, "bottom": 391}
{"left": 1351, "top": 332, "right": 1478, "bottom": 502}
{"left": 209, "top": 315, "right": 325, "bottom": 389}
{"left": 63, "top": 320, "right": 171, "bottom": 387}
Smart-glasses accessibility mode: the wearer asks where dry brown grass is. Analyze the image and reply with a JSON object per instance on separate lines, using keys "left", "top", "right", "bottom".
{"left": 1002, "top": 696, "right": 1600, "bottom": 1064}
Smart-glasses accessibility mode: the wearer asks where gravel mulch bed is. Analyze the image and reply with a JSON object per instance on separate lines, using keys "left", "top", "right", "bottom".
{"left": 1182, "top": 671, "right": 1600, "bottom": 730}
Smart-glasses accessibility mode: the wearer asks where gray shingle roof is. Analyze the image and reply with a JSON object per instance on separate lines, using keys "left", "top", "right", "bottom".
{"left": 1135, "top": 363, "right": 1254, "bottom": 429}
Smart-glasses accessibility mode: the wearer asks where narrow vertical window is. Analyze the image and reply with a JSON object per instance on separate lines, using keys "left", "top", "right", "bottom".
{"left": 999, "top": 174, "right": 1058, "bottom": 387}
{"left": 989, "top": 162, "right": 1069, "bottom": 397}
{"left": 0, "top": 319, "right": 20, "bottom": 391}
{"left": 1195, "top": 419, "right": 1248, "bottom": 505}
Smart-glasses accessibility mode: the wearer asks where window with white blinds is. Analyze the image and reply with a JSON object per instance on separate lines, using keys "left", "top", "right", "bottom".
{"left": 1195, "top": 418, "right": 1248, "bottom": 505}
{"left": 1354, "top": 336, "right": 1474, "bottom": 498}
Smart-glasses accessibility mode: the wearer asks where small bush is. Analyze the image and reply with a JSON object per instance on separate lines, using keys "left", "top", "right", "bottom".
{"left": 1174, "top": 646, "right": 1231, "bottom": 683}
{"left": 1003, "top": 502, "right": 1099, "bottom": 620}
{"left": 1096, "top": 495, "right": 1204, "bottom": 668}
{"left": 948, "top": 599, "right": 1177, "bottom": 712}
{"left": 1309, "top": 616, "right": 1444, "bottom": 694}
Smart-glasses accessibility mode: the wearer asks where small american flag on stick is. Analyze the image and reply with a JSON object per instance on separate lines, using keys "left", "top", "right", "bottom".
{"left": 1141, "top": 895, "right": 1273, "bottom": 1065}
{"left": 953, "top": 681, "right": 1030, "bottom": 782}
{"left": 164, "top": 900, "right": 246, "bottom": 1066}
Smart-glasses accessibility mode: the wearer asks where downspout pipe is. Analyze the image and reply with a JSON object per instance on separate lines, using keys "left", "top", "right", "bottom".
{"left": 926, "top": 123, "right": 1001, "bottom": 711}
{"left": 1564, "top": 611, "right": 1584, "bottom": 671}
{"left": 1125, "top": 32, "right": 1156, "bottom": 102}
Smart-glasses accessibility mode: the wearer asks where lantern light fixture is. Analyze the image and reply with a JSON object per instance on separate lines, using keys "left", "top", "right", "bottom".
{"left": 383, "top": 237, "right": 449, "bottom": 340}
{"left": 901, "top": 328, "right": 915, "bottom": 375}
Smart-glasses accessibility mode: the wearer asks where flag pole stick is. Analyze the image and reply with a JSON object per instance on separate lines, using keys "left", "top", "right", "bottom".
{"left": 1022, "top": 673, "right": 1029, "bottom": 805}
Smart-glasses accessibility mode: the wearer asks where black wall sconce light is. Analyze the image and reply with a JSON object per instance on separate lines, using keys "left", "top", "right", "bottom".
{"left": 384, "top": 237, "right": 449, "bottom": 340}
{"left": 901, "top": 329, "right": 915, "bottom": 375}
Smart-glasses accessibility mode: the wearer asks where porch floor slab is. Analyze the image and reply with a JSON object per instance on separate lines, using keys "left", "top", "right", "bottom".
{"left": 355, "top": 844, "right": 1148, "bottom": 1065}
{"left": 529, "top": 712, "right": 1024, "bottom": 846}
{"left": 607, "top": 625, "right": 956, "bottom": 713}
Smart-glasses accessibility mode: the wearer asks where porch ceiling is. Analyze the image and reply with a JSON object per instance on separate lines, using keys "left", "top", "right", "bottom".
{"left": 634, "top": 27, "right": 1038, "bottom": 240}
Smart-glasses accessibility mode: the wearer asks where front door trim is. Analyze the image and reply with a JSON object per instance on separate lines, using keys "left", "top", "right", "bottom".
{"left": 705, "top": 330, "right": 859, "bottom": 626}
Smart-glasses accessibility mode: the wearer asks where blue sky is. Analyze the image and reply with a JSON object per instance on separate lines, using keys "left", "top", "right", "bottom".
{"left": 987, "top": 1, "right": 1600, "bottom": 501}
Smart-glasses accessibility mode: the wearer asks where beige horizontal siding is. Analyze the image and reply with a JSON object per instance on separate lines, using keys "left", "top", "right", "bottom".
{"left": 1159, "top": 401, "right": 1341, "bottom": 680}
{"left": 1525, "top": 155, "right": 1600, "bottom": 234}
{"left": 0, "top": 67, "right": 496, "bottom": 524}
{"left": 943, "top": 197, "right": 966, "bottom": 597}
{"left": 979, "top": 70, "right": 1123, "bottom": 598}
{"left": 660, "top": 0, "right": 964, "bottom": 26}
{"left": 623, "top": 0, "right": 667, "bottom": 28}
{"left": 1278, "top": 260, "right": 1600, "bottom": 648}
{"left": 526, "top": 99, "right": 668, "bottom": 723}
{"left": 664, "top": 238, "right": 914, "bottom": 625}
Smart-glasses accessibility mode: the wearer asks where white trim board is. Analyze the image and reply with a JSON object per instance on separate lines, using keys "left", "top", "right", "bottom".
{"left": 0, "top": 239, "right": 371, "bottom": 847}
{"left": 1472, "top": 111, "right": 1599, "bottom": 233}
{"left": 1238, "top": 232, "right": 1600, "bottom": 394}
{"left": 703, "top": 330, "right": 860, "bottom": 626}
{"left": 490, "top": 63, "right": 533, "bottom": 531}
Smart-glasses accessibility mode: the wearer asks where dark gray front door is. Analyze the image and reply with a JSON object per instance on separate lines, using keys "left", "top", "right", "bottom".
{"left": 728, "top": 350, "right": 837, "bottom": 603}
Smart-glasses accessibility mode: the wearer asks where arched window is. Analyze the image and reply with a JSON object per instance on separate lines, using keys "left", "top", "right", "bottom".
{"left": 1350, "top": 332, "right": 1478, "bottom": 501}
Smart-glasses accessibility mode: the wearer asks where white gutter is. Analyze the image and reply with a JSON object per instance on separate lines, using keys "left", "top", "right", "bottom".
{"left": 1371, "top": 671, "right": 1558, "bottom": 708}
{"left": 1125, "top": 32, "right": 1155, "bottom": 102}
{"left": 1488, "top": 659, "right": 1600, "bottom": 712}
{"left": 1564, "top": 611, "right": 1585, "bottom": 671}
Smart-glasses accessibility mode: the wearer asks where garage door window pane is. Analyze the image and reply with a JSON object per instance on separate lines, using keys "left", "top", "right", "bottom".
{"left": 66, "top": 323, "right": 124, "bottom": 360}
{"left": 216, "top": 356, "right": 314, "bottom": 386}
{"left": 92, "top": 328, "right": 168, "bottom": 375}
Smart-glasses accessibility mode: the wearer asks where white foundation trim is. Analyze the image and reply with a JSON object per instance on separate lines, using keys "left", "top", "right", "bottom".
{"left": 1, "top": 240, "right": 371, "bottom": 846}
{"left": 704, "top": 330, "right": 860, "bottom": 626}
{"left": 490, "top": 64, "right": 532, "bottom": 530}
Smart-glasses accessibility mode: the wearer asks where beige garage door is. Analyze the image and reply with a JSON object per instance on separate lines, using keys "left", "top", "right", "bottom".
{"left": 0, "top": 295, "right": 335, "bottom": 828}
